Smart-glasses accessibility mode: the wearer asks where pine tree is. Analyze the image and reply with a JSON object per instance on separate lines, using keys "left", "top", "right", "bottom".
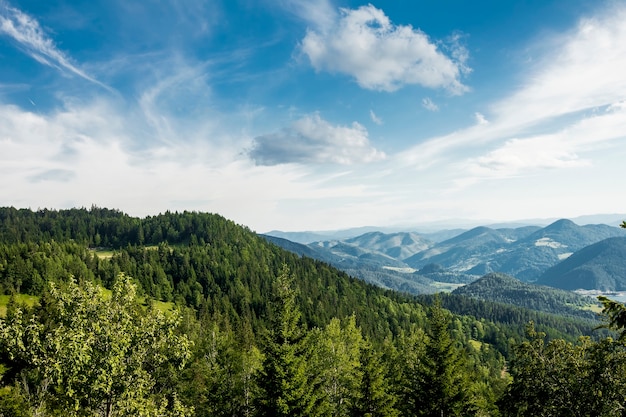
{"left": 352, "top": 342, "right": 400, "bottom": 417}
{"left": 403, "top": 295, "right": 470, "bottom": 417}
{"left": 255, "top": 265, "right": 317, "bottom": 417}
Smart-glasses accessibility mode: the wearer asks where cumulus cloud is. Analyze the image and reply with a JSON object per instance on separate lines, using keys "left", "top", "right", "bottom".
{"left": 249, "top": 113, "right": 386, "bottom": 165}
{"left": 300, "top": 4, "right": 469, "bottom": 93}
{"left": 0, "top": 101, "right": 382, "bottom": 231}
{"left": 422, "top": 97, "right": 439, "bottom": 111}
{"left": 0, "top": 1, "right": 109, "bottom": 89}
{"left": 28, "top": 168, "right": 76, "bottom": 183}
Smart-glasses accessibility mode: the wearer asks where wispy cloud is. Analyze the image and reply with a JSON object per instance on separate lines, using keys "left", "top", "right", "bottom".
{"left": 0, "top": 1, "right": 109, "bottom": 90}
{"left": 300, "top": 4, "right": 470, "bottom": 93}
{"left": 280, "top": 0, "right": 336, "bottom": 30}
{"left": 249, "top": 113, "right": 386, "bottom": 165}
{"left": 400, "top": 4, "right": 626, "bottom": 180}
{"left": 493, "top": 4, "right": 626, "bottom": 128}
{"left": 465, "top": 102, "right": 626, "bottom": 179}
{"left": 422, "top": 97, "right": 439, "bottom": 112}
{"left": 369, "top": 109, "right": 383, "bottom": 125}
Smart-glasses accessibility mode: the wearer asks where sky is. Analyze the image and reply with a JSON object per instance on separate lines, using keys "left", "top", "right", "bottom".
{"left": 1, "top": 0, "right": 626, "bottom": 232}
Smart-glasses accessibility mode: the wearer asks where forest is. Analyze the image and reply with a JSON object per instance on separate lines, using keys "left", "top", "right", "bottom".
{"left": 0, "top": 207, "right": 625, "bottom": 416}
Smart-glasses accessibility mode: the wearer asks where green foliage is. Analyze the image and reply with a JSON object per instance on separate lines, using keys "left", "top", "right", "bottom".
{"left": 598, "top": 295, "right": 626, "bottom": 340}
{"left": 6, "top": 206, "right": 622, "bottom": 416}
{"left": 255, "top": 265, "right": 318, "bottom": 417}
{"left": 408, "top": 296, "right": 473, "bottom": 416}
{"left": 309, "top": 315, "right": 364, "bottom": 417}
{"left": 352, "top": 342, "right": 400, "bottom": 417}
{"left": 453, "top": 272, "right": 598, "bottom": 320}
{"left": 181, "top": 321, "right": 262, "bottom": 417}
{"left": 501, "top": 323, "right": 626, "bottom": 416}
{"left": 0, "top": 385, "right": 31, "bottom": 417}
{"left": 0, "top": 274, "right": 192, "bottom": 417}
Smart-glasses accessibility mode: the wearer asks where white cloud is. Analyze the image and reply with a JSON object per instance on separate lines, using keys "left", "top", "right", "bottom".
{"left": 280, "top": 0, "right": 336, "bottom": 30}
{"left": 474, "top": 112, "right": 488, "bottom": 125}
{"left": 369, "top": 109, "right": 383, "bottom": 125}
{"left": 494, "top": 4, "right": 626, "bottom": 128}
{"left": 462, "top": 99, "right": 626, "bottom": 182}
{"left": 0, "top": 1, "right": 109, "bottom": 90}
{"left": 400, "top": 4, "right": 626, "bottom": 177}
{"left": 249, "top": 113, "right": 386, "bottom": 165}
{"left": 0, "top": 101, "right": 386, "bottom": 232}
{"left": 422, "top": 97, "right": 439, "bottom": 112}
{"left": 300, "top": 4, "right": 469, "bottom": 93}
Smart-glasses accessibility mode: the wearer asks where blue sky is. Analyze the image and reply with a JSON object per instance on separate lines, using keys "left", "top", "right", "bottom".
{"left": 1, "top": 0, "right": 625, "bottom": 232}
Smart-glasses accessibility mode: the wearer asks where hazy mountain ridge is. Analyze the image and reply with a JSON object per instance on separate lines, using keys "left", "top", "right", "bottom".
{"left": 405, "top": 219, "right": 626, "bottom": 282}
{"left": 537, "top": 237, "right": 626, "bottom": 291}
{"left": 266, "top": 218, "right": 626, "bottom": 294}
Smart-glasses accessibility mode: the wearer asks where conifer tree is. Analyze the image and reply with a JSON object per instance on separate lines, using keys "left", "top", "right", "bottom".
{"left": 406, "top": 295, "right": 470, "bottom": 417}
{"left": 255, "top": 265, "right": 317, "bottom": 417}
{"left": 352, "top": 341, "right": 400, "bottom": 417}
{"left": 311, "top": 315, "right": 364, "bottom": 417}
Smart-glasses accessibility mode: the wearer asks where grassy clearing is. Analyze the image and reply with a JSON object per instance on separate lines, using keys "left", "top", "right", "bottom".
{"left": 580, "top": 302, "right": 604, "bottom": 314}
{"left": 0, "top": 294, "right": 39, "bottom": 317}
{"left": 0, "top": 289, "right": 175, "bottom": 318}
{"left": 93, "top": 249, "right": 115, "bottom": 259}
{"left": 150, "top": 300, "right": 175, "bottom": 313}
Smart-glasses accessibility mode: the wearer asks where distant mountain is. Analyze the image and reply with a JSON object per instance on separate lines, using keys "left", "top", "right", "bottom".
{"left": 260, "top": 234, "right": 333, "bottom": 260}
{"left": 536, "top": 237, "right": 626, "bottom": 291}
{"left": 343, "top": 231, "right": 433, "bottom": 260}
{"left": 264, "top": 225, "right": 434, "bottom": 244}
{"left": 263, "top": 231, "right": 335, "bottom": 244}
{"left": 418, "top": 229, "right": 467, "bottom": 243}
{"left": 452, "top": 272, "right": 598, "bottom": 320}
{"left": 403, "top": 226, "right": 531, "bottom": 272}
{"left": 261, "top": 233, "right": 435, "bottom": 295}
{"left": 308, "top": 241, "right": 408, "bottom": 268}
{"left": 484, "top": 220, "right": 626, "bottom": 281}
{"left": 264, "top": 219, "right": 626, "bottom": 295}
{"left": 405, "top": 219, "right": 626, "bottom": 282}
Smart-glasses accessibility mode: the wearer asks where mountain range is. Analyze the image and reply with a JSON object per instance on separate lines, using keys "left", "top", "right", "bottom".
{"left": 264, "top": 218, "right": 626, "bottom": 293}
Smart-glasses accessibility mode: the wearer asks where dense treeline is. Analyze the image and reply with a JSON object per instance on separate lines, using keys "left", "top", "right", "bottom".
{"left": 0, "top": 207, "right": 625, "bottom": 416}
{"left": 0, "top": 206, "right": 256, "bottom": 248}
{"left": 452, "top": 272, "right": 598, "bottom": 320}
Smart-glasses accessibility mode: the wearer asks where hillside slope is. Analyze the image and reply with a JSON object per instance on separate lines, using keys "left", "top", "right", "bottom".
{"left": 452, "top": 272, "right": 598, "bottom": 320}
{"left": 537, "top": 237, "right": 626, "bottom": 291}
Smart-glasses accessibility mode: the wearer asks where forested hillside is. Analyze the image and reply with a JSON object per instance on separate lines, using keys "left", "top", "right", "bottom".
{"left": 452, "top": 272, "right": 599, "bottom": 320}
{"left": 1, "top": 207, "right": 625, "bottom": 416}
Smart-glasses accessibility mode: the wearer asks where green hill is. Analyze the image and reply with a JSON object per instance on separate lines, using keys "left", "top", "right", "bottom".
{"left": 537, "top": 237, "right": 626, "bottom": 291}
{"left": 0, "top": 207, "right": 601, "bottom": 344}
{"left": 452, "top": 272, "right": 599, "bottom": 320}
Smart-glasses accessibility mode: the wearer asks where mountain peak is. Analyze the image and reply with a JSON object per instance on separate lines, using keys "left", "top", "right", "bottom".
{"left": 544, "top": 218, "right": 578, "bottom": 231}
